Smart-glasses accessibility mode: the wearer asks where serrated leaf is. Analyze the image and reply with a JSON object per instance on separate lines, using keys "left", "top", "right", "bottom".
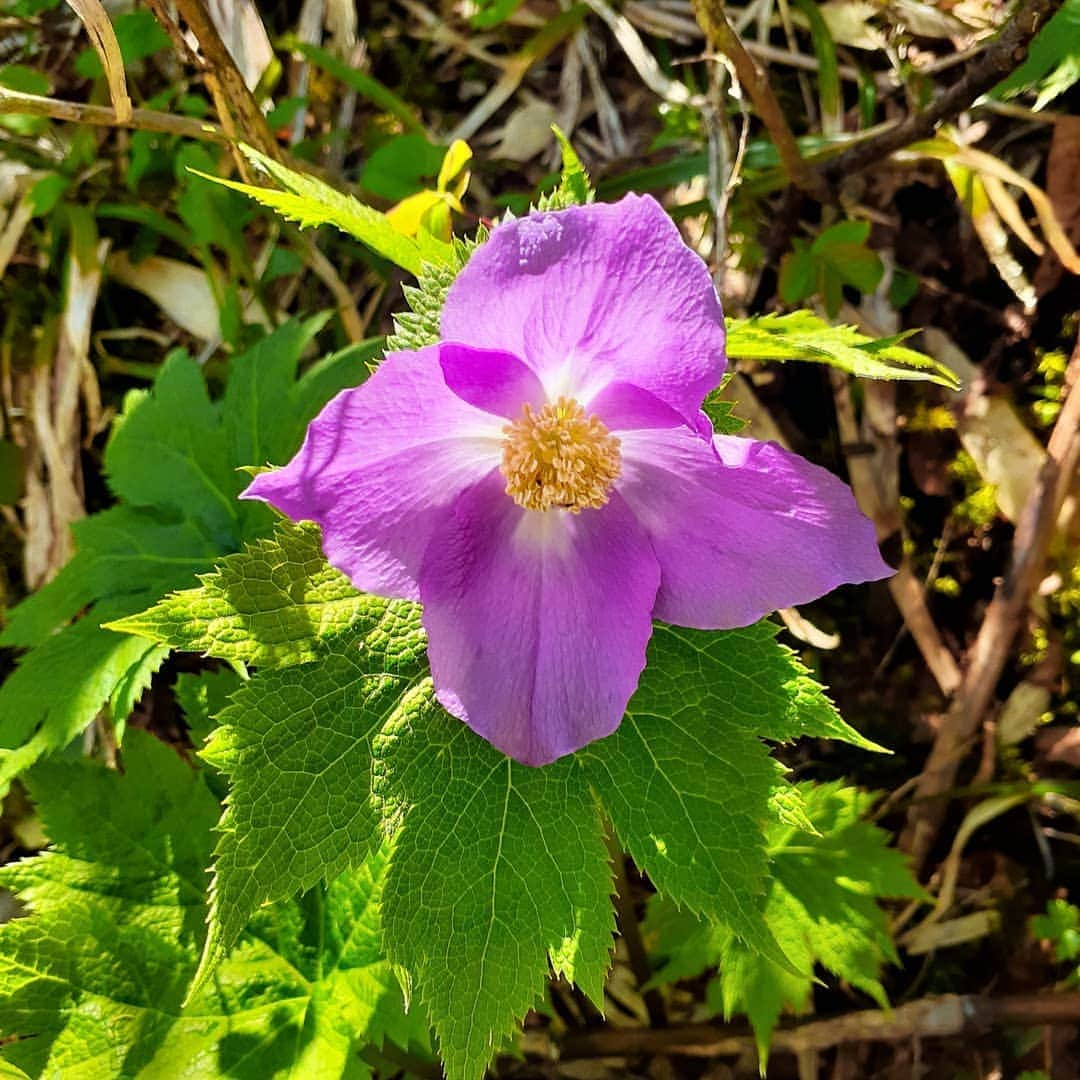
{"left": 536, "top": 126, "right": 593, "bottom": 210}
{"left": 1, "top": 322, "right": 364, "bottom": 793}
{"left": 192, "top": 146, "right": 453, "bottom": 276}
{"left": 115, "top": 528, "right": 887, "bottom": 1080}
{"left": 576, "top": 622, "right": 862, "bottom": 972}
{"left": 191, "top": 608, "right": 429, "bottom": 990}
{"left": 373, "top": 708, "right": 614, "bottom": 1080}
{"left": 0, "top": 729, "right": 422, "bottom": 1079}
{"left": 385, "top": 237, "right": 477, "bottom": 354}
{"left": 105, "top": 351, "right": 237, "bottom": 544}
{"left": 646, "top": 780, "right": 922, "bottom": 1065}
{"left": 108, "top": 521, "right": 404, "bottom": 669}
{"left": 0, "top": 603, "right": 167, "bottom": 796}
{"left": 0, "top": 507, "right": 219, "bottom": 648}
{"left": 701, "top": 390, "right": 749, "bottom": 435}
{"left": 725, "top": 311, "right": 961, "bottom": 388}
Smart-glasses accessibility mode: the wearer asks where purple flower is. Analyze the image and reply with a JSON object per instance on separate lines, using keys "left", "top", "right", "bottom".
{"left": 244, "top": 194, "right": 890, "bottom": 766}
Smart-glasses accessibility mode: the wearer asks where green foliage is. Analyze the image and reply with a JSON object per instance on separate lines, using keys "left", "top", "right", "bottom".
{"left": 0, "top": 729, "right": 422, "bottom": 1079}
{"left": 1033, "top": 899, "right": 1080, "bottom": 964}
{"left": 73, "top": 9, "right": 170, "bottom": 77}
{"left": 725, "top": 311, "right": 961, "bottom": 388}
{"left": 374, "top": 714, "right": 615, "bottom": 1080}
{"left": 108, "top": 521, "right": 386, "bottom": 668}
{"left": 994, "top": 0, "right": 1080, "bottom": 109}
{"left": 0, "top": 323, "right": 379, "bottom": 792}
{"left": 361, "top": 134, "right": 447, "bottom": 201}
{"left": 192, "top": 145, "right": 454, "bottom": 276}
{"left": 112, "top": 520, "right": 882, "bottom": 1080}
{"left": 536, "top": 126, "right": 593, "bottom": 210}
{"left": 386, "top": 238, "right": 477, "bottom": 353}
{"left": 469, "top": 0, "right": 524, "bottom": 29}
{"left": 646, "top": 781, "right": 922, "bottom": 1064}
{"left": 779, "top": 219, "right": 884, "bottom": 316}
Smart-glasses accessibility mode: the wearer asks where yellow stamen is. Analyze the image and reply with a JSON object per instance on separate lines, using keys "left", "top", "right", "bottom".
{"left": 500, "top": 397, "right": 621, "bottom": 513}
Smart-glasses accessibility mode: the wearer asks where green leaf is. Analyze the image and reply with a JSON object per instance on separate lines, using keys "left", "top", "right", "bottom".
{"left": 192, "top": 146, "right": 453, "bottom": 276}
{"left": 292, "top": 336, "right": 383, "bottom": 424}
{"left": 189, "top": 614, "right": 429, "bottom": 990}
{"left": 578, "top": 622, "right": 876, "bottom": 973}
{"left": 107, "top": 521, "right": 404, "bottom": 669}
{"left": 105, "top": 351, "right": 237, "bottom": 543}
{"left": 470, "top": 0, "right": 523, "bottom": 28}
{"left": 778, "top": 247, "right": 817, "bottom": 306}
{"left": 1, "top": 507, "right": 219, "bottom": 648}
{"left": 994, "top": 0, "right": 1080, "bottom": 108}
{"left": 385, "top": 236, "right": 478, "bottom": 353}
{"left": 1033, "top": 899, "right": 1080, "bottom": 963}
{"left": 0, "top": 730, "right": 422, "bottom": 1079}
{"left": 73, "top": 9, "right": 170, "bottom": 76}
{"left": 536, "top": 126, "right": 593, "bottom": 210}
{"left": 374, "top": 710, "right": 614, "bottom": 1080}
{"left": 646, "top": 780, "right": 922, "bottom": 1065}
{"left": 222, "top": 315, "right": 327, "bottom": 470}
{"left": 175, "top": 668, "right": 243, "bottom": 750}
{"left": 0, "top": 320, "right": 362, "bottom": 794}
{"left": 813, "top": 221, "right": 884, "bottom": 295}
{"left": 0, "top": 605, "right": 167, "bottom": 796}
{"left": 725, "top": 311, "right": 961, "bottom": 388}
{"left": 360, "top": 134, "right": 447, "bottom": 201}
{"left": 701, "top": 390, "right": 748, "bottom": 435}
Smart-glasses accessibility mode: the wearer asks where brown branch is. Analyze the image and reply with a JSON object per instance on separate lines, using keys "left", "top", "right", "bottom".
{"left": 820, "top": 0, "right": 1065, "bottom": 184}
{"left": 888, "top": 562, "right": 963, "bottom": 697}
{"left": 0, "top": 87, "right": 228, "bottom": 144}
{"left": 691, "top": 0, "right": 827, "bottom": 200}
{"left": 148, "top": 0, "right": 280, "bottom": 164}
{"left": 901, "top": 341, "right": 1080, "bottom": 870}
{"left": 558, "top": 992, "right": 1080, "bottom": 1060}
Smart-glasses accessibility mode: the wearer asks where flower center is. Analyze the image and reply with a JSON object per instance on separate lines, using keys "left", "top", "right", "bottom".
{"left": 500, "top": 397, "right": 621, "bottom": 513}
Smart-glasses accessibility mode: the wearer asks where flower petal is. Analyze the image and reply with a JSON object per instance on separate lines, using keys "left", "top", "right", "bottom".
{"left": 441, "top": 194, "right": 726, "bottom": 420}
{"left": 419, "top": 473, "right": 661, "bottom": 765}
{"left": 616, "top": 428, "right": 892, "bottom": 628}
{"left": 242, "top": 344, "right": 504, "bottom": 600}
{"left": 438, "top": 341, "right": 545, "bottom": 419}
{"left": 586, "top": 380, "right": 687, "bottom": 432}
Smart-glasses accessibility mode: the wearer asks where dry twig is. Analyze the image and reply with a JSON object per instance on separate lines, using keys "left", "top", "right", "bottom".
{"left": 145, "top": 0, "right": 280, "bottom": 167}
{"left": 902, "top": 342, "right": 1080, "bottom": 870}
{"left": 558, "top": 992, "right": 1080, "bottom": 1060}
{"left": 692, "top": 0, "right": 826, "bottom": 200}
{"left": 819, "top": 0, "right": 1065, "bottom": 185}
{"left": 0, "top": 87, "right": 228, "bottom": 144}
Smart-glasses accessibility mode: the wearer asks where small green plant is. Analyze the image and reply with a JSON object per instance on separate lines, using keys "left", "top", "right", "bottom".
{"left": 779, "top": 219, "right": 885, "bottom": 317}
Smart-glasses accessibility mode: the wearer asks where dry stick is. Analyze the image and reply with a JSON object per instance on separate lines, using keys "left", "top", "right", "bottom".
{"left": 0, "top": 87, "right": 228, "bottom": 144}
{"left": 156, "top": 0, "right": 281, "bottom": 163}
{"left": 558, "top": 992, "right": 1080, "bottom": 1060}
{"left": 819, "top": 0, "right": 1065, "bottom": 185}
{"left": 901, "top": 344, "right": 1080, "bottom": 871}
{"left": 692, "top": 0, "right": 827, "bottom": 200}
